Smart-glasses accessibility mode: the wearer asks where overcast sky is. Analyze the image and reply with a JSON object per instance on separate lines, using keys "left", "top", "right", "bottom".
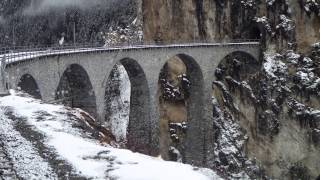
{"left": 38, "top": 0, "right": 105, "bottom": 8}
{"left": 0, "top": 16, "right": 4, "bottom": 24}
{"left": 23, "top": 0, "right": 113, "bottom": 15}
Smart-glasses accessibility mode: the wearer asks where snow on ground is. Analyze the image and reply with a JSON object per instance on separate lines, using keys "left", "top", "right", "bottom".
{"left": 0, "top": 90, "right": 221, "bottom": 180}
{"left": 0, "top": 107, "right": 57, "bottom": 179}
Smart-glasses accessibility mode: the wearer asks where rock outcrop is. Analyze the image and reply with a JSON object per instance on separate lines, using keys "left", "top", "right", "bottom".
{"left": 212, "top": 47, "right": 320, "bottom": 179}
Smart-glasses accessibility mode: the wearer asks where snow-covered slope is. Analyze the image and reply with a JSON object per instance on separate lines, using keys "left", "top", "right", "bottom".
{"left": 0, "top": 90, "right": 221, "bottom": 180}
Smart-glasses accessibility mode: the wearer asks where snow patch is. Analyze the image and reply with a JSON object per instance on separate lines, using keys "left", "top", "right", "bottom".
{"left": 263, "top": 53, "right": 287, "bottom": 79}
{"left": 285, "top": 50, "right": 301, "bottom": 64}
{"left": 266, "top": 0, "right": 276, "bottom": 6}
{"left": 254, "top": 16, "right": 272, "bottom": 33}
{"left": 0, "top": 108, "right": 57, "bottom": 179}
{"left": 276, "top": 15, "right": 295, "bottom": 32}
{"left": 312, "top": 42, "right": 320, "bottom": 49}
{"left": 0, "top": 91, "right": 221, "bottom": 180}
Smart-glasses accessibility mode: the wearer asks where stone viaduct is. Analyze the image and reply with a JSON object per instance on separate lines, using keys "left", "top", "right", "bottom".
{"left": 4, "top": 42, "right": 261, "bottom": 167}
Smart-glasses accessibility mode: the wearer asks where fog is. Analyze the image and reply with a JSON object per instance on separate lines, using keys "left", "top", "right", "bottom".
{"left": 0, "top": 16, "right": 4, "bottom": 24}
{"left": 24, "top": 0, "right": 115, "bottom": 15}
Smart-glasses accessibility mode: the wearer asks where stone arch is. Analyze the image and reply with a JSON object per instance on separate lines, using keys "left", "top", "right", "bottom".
{"left": 215, "top": 51, "right": 259, "bottom": 82}
{"left": 17, "top": 74, "right": 42, "bottom": 99}
{"left": 158, "top": 53, "right": 205, "bottom": 165}
{"left": 105, "top": 58, "right": 151, "bottom": 154}
{"left": 56, "top": 64, "right": 97, "bottom": 117}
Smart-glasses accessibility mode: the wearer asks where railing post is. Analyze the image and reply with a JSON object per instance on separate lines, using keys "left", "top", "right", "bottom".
{"left": 0, "top": 54, "right": 9, "bottom": 96}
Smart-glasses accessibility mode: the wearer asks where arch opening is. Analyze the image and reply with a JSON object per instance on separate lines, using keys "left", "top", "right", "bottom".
{"left": 104, "top": 58, "right": 151, "bottom": 154}
{"left": 214, "top": 51, "right": 259, "bottom": 110}
{"left": 17, "top": 74, "right": 42, "bottom": 99}
{"left": 158, "top": 54, "right": 204, "bottom": 164}
{"left": 215, "top": 51, "right": 259, "bottom": 82}
{"left": 56, "top": 64, "right": 97, "bottom": 117}
{"left": 241, "top": 23, "right": 262, "bottom": 40}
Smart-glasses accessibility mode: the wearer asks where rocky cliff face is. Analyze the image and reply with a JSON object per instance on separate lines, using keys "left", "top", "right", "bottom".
{"left": 211, "top": 46, "right": 320, "bottom": 179}
{"left": 143, "top": 0, "right": 320, "bottom": 179}
{"left": 143, "top": 0, "right": 319, "bottom": 52}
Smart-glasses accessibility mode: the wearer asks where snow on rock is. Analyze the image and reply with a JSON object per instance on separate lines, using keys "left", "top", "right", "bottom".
{"left": 240, "top": 0, "right": 256, "bottom": 8}
{"left": 303, "top": 0, "right": 320, "bottom": 16}
{"left": 266, "top": 0, "right": 276, "bottom": 6}
{"left": 276, "top": 15, "right": 295, "bottom": 33}
{"left": 312, "top": 42, "right": 320, "bottom": 49}
{"left": 254, "top": 16, "right": 272, "bottom": 34}
{"left": 285, "top": 50, "right": 319, "bottom": 92}
{"left": 0, "top": 90, "right": 221, "bottom": 180}
{"left": 307, "top": 78, "right": 320, "bottom": 95}
{"left": 295, "top": 70, "right": 315, "bottom": 85}
{"left": 211, "top": 95, "right": 262, "bottom": 179}
{"left": 285, "top": 50, "right": 301, "bottom": 64}
{"left": 287, "top": 97, "right": 320, "bottom": 144}
{"left": 263, "top": 53, "right": 288, "bottom": 79}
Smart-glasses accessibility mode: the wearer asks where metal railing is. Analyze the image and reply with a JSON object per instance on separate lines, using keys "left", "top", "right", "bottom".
{"left": 0, "top": 43, "right": 103, "bottom": 64}
{"left": 0, "top": 39, "right": 260, "bottom": 64}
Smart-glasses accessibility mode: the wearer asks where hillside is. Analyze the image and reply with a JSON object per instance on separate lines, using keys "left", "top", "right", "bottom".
{"left": 0, "top": 0, "right": 140, "bottom": 47}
